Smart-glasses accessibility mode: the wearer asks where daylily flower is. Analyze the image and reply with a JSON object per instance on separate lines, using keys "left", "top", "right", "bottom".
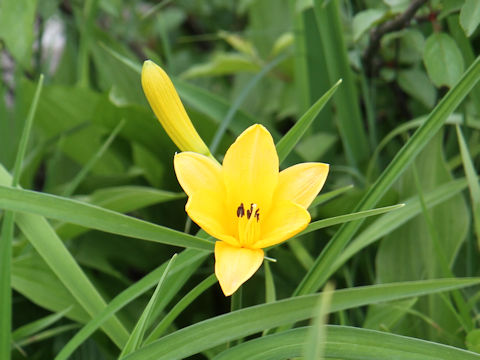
{"left": 174, "top": 124, "right": 329, "bottom": 296}
{"left": 141, "top": 60, "right": 212, "bottom": 157}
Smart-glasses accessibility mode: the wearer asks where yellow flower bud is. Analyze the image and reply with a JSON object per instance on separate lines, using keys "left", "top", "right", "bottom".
{"left": 141, "top": 60, "right": 211, "bottom": 156}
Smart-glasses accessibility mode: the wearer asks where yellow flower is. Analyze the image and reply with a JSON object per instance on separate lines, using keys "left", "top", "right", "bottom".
{"left": 141, "top": 60, "right": 211, "bottom": 156}
{"left": 174, "top": 124, "right": 329, "bottom": 296}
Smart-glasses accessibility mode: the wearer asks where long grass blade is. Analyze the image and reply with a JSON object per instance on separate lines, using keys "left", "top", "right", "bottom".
{"left": 0, "top": 180, "right": 213, "bottom": 251}
{"left": 54, "top": 249, "right": 207, "bottom": 360}
{"left": 0, "top": 74, "right": 43, "bottom": 360}
{"left": 213, "top": 326, "right": 480, "bottom": 360}
{"left": 119, "top": 254, "right": 177, "bottom": 358}
{"left": 276, "top": 79, "right": 342, "bottom": 163}
{"left": 456, "top": 125, "right": 480, "bottom": 246}
{"left": 295, "top": 55, "right": 480, "bottom": 296}
{"left": 123, "top": 278, "right": 480, "bottom": 360}
{"left": 210, "top": 53, "right": 288, "bottom": 154}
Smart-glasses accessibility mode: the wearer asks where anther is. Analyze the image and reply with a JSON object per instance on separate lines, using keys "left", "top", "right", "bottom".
{"left": 237, "top": 203, "right": 245, "bottom": 218}
{"left": 246, "top": 203, "right": 254, "bottom": 219}
{"left": 254, "top": 208, "right": 260, "bottom": 222}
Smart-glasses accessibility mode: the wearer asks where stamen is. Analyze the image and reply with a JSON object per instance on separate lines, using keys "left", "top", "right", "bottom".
{"left": 236, "top": 203, "right": 245, "bottom": 218}
{"left": 247, "top": 203, "right": 255, "bottom": 219}
{"left": 237, "top": 203, "right": 261, "bottom": 246}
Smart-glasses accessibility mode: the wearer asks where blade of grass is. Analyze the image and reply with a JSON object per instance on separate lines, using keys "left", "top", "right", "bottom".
{"left": 62, "top": 119, "right": 125, "bottom": 197}
{"left": 294, "top": 55, "right": 480, "bottom": 297}
{"left": 14, "top": 213, "right": 128, "bottom": 347}
{"left": 309, "top": 184, "right": 353, "bottom": 209}
{"left": 456, "top": 125, "right": 480, "bottom": 247}
{"left": 99, "top": 43, "right": 262, "bottom": 137}
{"left": 122, "top": 278, "right": 480, "bottom": 360}
{"left": 366, "top": 114, "right": 480, "bottom": 181}
{"left": 304, "top": 282, "right": 334, "bottom": 360}
{"left": 209, "top": 53, "right": 288, "bottom": 155}
{"left": 335, "top": 179, "right": 468, "bottom": 270}
{"left": 15, "top": 324, "right": 80, "bottom": 348}
{"left": 119, "top": 254, "right": 177, "bottom": 358}
{"left": 313, "top": 0, "right": 369, "bottom": 166}
{"left": 0, "top": 74, "right": 43, "bottom": 360}
{"left": 144, "top": 274, "right": 217, "bottom": 344}
{"left": 54, "top": 249, "right": 207, "bottom": 360}
{"left": 0, "top": 181, "right": 213, "bottom": 251}
{"left": 12, "top": 306, "right": 72, "bottom": 343}
{"left": 412, "top": 165, "right": 473, "bottom": 333}
{"left": 276, "top": 79, "right": 342, "bottom": 163}
{"left": 213, "top": 325, "right": 480, "bottom": 360}
{"left": 287, "top": 239, "right": 315, "bottom": 270}
{"left": 296, "top": 204, "right": 404, "bottom": 237}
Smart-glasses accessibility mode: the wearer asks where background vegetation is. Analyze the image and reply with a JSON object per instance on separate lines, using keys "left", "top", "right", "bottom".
{"left": 1, "top": 0, "right": 480, "bottom": 359}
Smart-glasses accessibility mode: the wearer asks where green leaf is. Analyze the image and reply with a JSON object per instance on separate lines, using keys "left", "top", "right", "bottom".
{"left": 209, "top": 53, "right": 288, "bottom": 154}
{"left": 398, "top": 69, "right": 436, "bottom": 109}
{"left": 376, "top": 133, "right": 469, "bottom": 339}
{"left": 14, "top": 213, "right": 129, "bottom": 347}
{"left": 276, "top": 79, "right": 342, "bottom": 163}
{"left": 54, "top": 249, "right": 207, "bottom": 360}
{"left": 313, "top": 0, "right": 369, "bottom": 166}
{"left": 62, "top": 119, "right": 126, "bottom": 197}
{"left": 335, "top": 179, "right": 468, "bottom": 270}
{"left": 213, "top": 326, "right": 480, "bottom": 360}
{"left": 181, "top": 53, "right": 261, "bottom": 79}
{"left": 467, "top": 329, "right": 480, "bottom": 353}
{"left": 304, "top": 283, "right": 334, "bottom": 360}
{"left": 56, "top": 185, "right": 184, "bottom": 240}
{"left": 119, "top": 255, "right": 177, "bottom": 358}
{"left": 353, "top": 9, "right": 386, "bottom": 42}
{"left": 271, "top": 32, "right": 294, "bottom": 57}
{"left": 460, "top": 0, "right": 480, "bottom": 37}
{"left": 0, "top": 0, "right": 37, "bottom": 68}
{"left": 12, "top": 254, "right": 90, "bottom": 323}
{"left": 144, "top": 274, "right": 217, "bottom": 344}
{"left": 123, "top": 279, "right": 480, "bottom": 360}
{"left": 456, "top": 125, "right": 480, "bottom": 247}
{"left": 295, "top": 55, "right": 480, "bottom": 296}
{"left": 12, "top": 306, "right": 72, "bottom": 343}
{"left": 0, "top": 180, "right": 214, "bottom": 252}
{"left": 297, "top": 204, "right": 404, "bottom": 237}
{"left": 15, "top": 324, "right": 80, "bottom": 348}
{"left": 1, "top": 74, "right": 43, "bottom": 360}
{"left": 423, "top": 33, "right": 465, "bottom": 88}
{"left": 218, "top": 30, "right": 257, "bottom": 57}
{"left": 309, "top": 184, "right": 354, "bottom": 209}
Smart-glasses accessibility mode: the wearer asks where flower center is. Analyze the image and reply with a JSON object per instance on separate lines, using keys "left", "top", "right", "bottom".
{"left": 236, "top": 202, "right": 260, "bottom": 246}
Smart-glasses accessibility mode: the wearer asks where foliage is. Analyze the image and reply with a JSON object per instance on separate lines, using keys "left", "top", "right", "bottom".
{"left": 1, "top": 0, "right": 480, "bottom": 359}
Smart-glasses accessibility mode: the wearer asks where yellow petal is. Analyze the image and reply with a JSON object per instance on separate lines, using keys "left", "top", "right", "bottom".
{"left": 275, "top": 163, "right": 329, "bottom": 209}
{"left": 186, "top": 190, "right": 239, "bottom": 247}
{"left": 253, "top": 200, "right": 310, "bottom": 249}
{"left": 174, "top": 152, "right": 223, "bottom": 197}
{"left": 141, "top": 60, "right": 211, "bottom": 155}
{"left": 214, "top": 241, "right": 264, "bottom": 296}
{"left": 222, "top": 124, "right": 279, "bottom": 217}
